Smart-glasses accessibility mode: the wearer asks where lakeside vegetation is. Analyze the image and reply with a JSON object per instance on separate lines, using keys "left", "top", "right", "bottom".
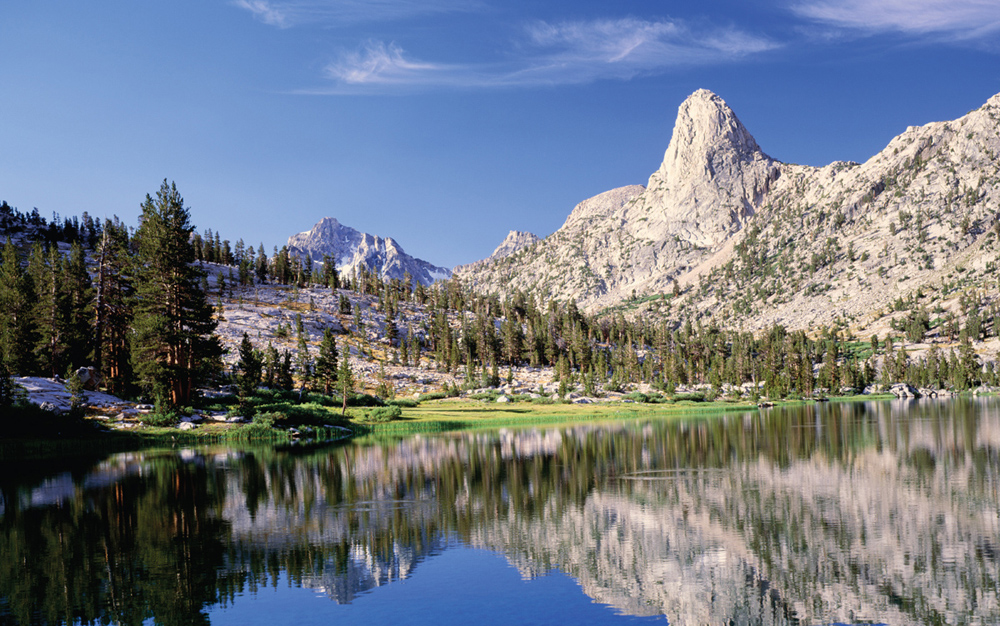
{"left": 2, "top": 388, "right": 907, "bottom": 461}
{"left": 2, "top": 182, "right": 997, "bottom": 445}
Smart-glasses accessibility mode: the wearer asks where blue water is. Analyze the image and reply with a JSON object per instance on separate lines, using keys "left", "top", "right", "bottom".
{"left": 3, "top": 398, "right": 998, "bottom": 625}
{"left": 209, "top": 546, "right": 664, "bottom": 625}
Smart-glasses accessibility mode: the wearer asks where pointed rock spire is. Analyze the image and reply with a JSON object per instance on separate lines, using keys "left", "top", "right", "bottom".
{"left": 643, "top": 89, "right": 780, "bottom": 248}
{"left": 661, "top": 89, "right": 765, "bottom": 176}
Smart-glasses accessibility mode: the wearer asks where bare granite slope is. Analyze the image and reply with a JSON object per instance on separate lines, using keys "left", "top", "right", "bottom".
{"left": 452, "top": 230, "right": 541, "bottom": 274}
{"left": 456, "top": 89, "right": 1000, "bottom": 336}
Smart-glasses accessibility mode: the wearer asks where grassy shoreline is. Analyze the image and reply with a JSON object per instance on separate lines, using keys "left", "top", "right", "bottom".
{"left": 351, "top": 393, "right": 901, "bottom": 435}
{"left": 0, "top": 393, "right": 904, "bottom": 459}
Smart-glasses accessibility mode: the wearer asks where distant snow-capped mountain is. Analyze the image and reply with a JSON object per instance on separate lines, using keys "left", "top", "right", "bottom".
{"left": 287, "top": 217, "right": 451, "bottom": 286}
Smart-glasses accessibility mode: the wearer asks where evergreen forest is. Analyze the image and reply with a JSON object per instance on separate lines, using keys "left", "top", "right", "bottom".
{"left": 2, "top": 181, "right": 998, "bottom": 419}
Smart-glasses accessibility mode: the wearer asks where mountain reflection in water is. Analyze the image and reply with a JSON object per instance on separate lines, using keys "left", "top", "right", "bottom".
{"left": 1, "top": 398, "right": 998, "bottom": 625}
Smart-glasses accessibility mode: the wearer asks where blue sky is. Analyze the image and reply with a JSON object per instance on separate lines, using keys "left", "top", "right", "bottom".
{"left": 1, "top": 0, "right": 999, "bottom": 267}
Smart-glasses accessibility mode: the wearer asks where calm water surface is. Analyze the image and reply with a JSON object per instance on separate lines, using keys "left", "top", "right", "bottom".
{"left": 2, "top": 398, "right": 998, "bottom": 625}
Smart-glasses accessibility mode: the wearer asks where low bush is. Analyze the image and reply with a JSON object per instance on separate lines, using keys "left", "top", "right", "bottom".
{"left": 142, "top": 410, "right": 180, "bottom": 427}
{"left": 253, "top": 402, "right": 343, "bottom": 426}
{"left": 386, "top": 398, "right": 419, "bottom": 408}
{"left": 469, "top": 391, "right": 500, "bottom": 402}
{"left": 364, "top": 405, "right": 402, "bottom": 423}
{"left": 623, "top": 392, "right": 670, "bottom": 404}
{"left": 418, "top": 391, "right": 449, "bottom": 402}
{"left": 674, "top": 392, "right": 706, "bottom": 403}
{"left": 1, "top": 403, "right": 101, "bottom": 438}
{"left": 623, "top": 391, "right": 649, "bottom": 403}
{"left": 347, "top": 393, "right": 385, "bottom": 407}
{"left": 227, "top": 413, "right": 289, "bottom": 441}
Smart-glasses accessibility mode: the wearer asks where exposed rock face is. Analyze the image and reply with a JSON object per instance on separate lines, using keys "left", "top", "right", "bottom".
{"left": 457, "top": 89, "right": 1000, "bottom": 333}
{"left": 287, "top": 217, "right": 450, "bottom": 286}
{"left": 456, "top": 89, "right": 780, "bottom": 305}
{"left": 452, "top": 230, "right": 541, "bottom": 274}
{"left": 641, "top": 89, "right": 780, "bottom": 248}
{"left": 488, "top": 230, "right": 541, "bottom": 261}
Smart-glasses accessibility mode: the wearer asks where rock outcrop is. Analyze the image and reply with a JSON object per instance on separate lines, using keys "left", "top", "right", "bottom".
{"left": 487, "top": 230, "right": 541, "bottom": 261}
{"left": 287, "top": 217, "right": 450, "bottom": 286}
{"left": 640, "top": 88, "right": 780, "bottom": 248}
{"left": 453, "top": 230, "right": 541, "bottom": 274}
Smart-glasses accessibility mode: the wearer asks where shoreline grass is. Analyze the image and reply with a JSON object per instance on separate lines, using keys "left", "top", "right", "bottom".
{"left": 0, "top": 393, "right": 909, "bottom": 459}
{"left": 348, "top": 395, "right": 870, "bottom": 436}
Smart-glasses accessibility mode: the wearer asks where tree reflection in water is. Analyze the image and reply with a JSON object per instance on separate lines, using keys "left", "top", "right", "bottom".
{"left": 1, "top": 398, "right": 998, "bottom": 625}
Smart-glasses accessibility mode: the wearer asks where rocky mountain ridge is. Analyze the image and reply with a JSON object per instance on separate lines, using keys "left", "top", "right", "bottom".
{"left": 456, "top": 89, "right": 1000, "bottom": 337}
{"left": 452, "top": 230, "right": 541, "bottom": 274}
{"left": 288, "top": 217, "right": 451, "bottom": 286}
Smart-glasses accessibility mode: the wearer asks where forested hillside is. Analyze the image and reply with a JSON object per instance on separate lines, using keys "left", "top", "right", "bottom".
{"left": 2, "top": 176, "right": 999, "bottom": 423}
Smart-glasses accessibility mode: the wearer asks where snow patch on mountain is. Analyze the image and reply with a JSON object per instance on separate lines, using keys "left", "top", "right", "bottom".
{"left": 287, "top": 217, "right": 450, "bottom": 286}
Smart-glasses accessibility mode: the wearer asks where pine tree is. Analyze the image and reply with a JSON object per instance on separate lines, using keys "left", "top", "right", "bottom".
{"left": 337, "top": 341, "right": 354, "bottom": 416}
{"left": 400, "top": 327, "right": 409, "bottom": 365}
{"left": 62, "top": 242, "right": 94, "bottom": 369}
{"left": 0, "top": 361, "right": 18, "bottom": 408}
{"left": 94, "top": 218, "right": 135, "bottom": 395}
{"left": 27, "top": 243, "right": 62, "bottom": 375}
{"left": 0, "top": 238, "right": 37, "bottom": 374}
{"left": 295, "top": 323, "right": 312, "bottom": 391}
{"left": 263, "top": 342, "right": 279, "bottom": 388}
{"left": 65, "top": 366, "right": 86, "bottom": 417}
{"left": 278, "top": 349, "right": 294, "bottom": 390}
{"left": 501, "top": 315, "right": 523, "bottom": 367}
{"left": 255, "top": 244, "right": 268, "bottom": 283}
{"left": 236, "top": 332, "right": 262, "bottom": 412}
{"left": 131, "top": 181, "right": 222, "bottom": 408}
{"left": 375, "top": 360, "right": 392, "bottom": 399}
{"left": 958, "top": 336, "right": 980, "bottom": 389}
{"left": 408, "top": 325, "right": 420, "bottom": 367}
{"left": 314, "top": 328, "right": 339, "bottom": 395}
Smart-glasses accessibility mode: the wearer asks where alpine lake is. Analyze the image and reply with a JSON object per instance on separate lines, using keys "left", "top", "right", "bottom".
{"left": 2, "top": 398, "right": 998, "bottom": 626}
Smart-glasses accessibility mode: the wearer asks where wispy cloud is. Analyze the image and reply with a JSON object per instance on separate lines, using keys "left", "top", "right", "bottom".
{"left": 233, "top": 0, "right": 479, "bottom": 28}
{"left": 516, "top": 18, "right": 776, "bottom": 83}
{"left": 792, "top": 0, "right": 1000, "bottom": 40}
{"left": 310, "top": 17, "right": 777, "bottom": 93}
{"left": 325, "top": 41, "right": 470, "bottom": 86}
{"left": 235, "top": 0, "right": 291, "bottom": 27}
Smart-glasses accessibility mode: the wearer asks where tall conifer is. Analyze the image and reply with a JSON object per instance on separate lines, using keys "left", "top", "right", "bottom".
{"left": 131, "top": 181, "right": 221, "bottom": 408}
{"left": 63, "top": 242, "right": 94, "bottom": 369}
{"left": 94, "top": 218, "right": 135, "bottom": 394}
{"left": 314, "top": 328, "right": 339, "bottom": 395}
{"left": 0, "top": 239, "right": 36, "bottom": 374}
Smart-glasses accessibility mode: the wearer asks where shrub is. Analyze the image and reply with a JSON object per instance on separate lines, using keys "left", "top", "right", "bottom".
{"left": 365, "top": 405, "right": 402, "bottom": 422}
{"left": 142, "top": 410, "right": 180, "bottom": 427}
{"left": 531, "top": 396, "right": 555, "bottom": 405}
{"left": 1, "top": 402, "right": 100, "bottom": 438}
{"left": 227, "top": 412, "right": 287, "bottom": 440}
{"left": 469, "top": 391, "right": 500, "bottom": 401}
{"left": 246, "top": 412, "right": 276, "bottom": 430}
{"left": 418, "top": 391, "right": 449, "bottom": 402}
{"left": 253, "top": 402, "right": 341, "bottom": 426}
{"left": 386, "top": 398, "right": 418, "bottom": 408}
{"left": 347, "top": 393, "right": 384, "bottom": 407}
{"left": 674, "top": 392, "right": 706, "bottom": 403}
